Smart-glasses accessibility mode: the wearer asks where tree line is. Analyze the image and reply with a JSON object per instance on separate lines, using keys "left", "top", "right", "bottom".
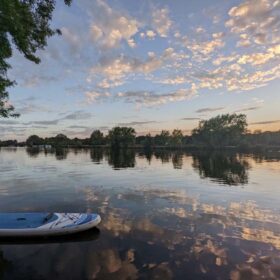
{"left": 1, "top": 114, "right": 280, "bottom": 149}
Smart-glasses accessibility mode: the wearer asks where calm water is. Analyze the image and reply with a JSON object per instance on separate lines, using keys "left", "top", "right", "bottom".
{"left": 0, "top": 147, "right": 280, "bottom": 279}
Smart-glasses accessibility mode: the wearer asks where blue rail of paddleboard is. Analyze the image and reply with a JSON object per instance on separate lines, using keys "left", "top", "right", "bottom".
{"left": 0, "top": 213, "right": 58, "bottom": 229}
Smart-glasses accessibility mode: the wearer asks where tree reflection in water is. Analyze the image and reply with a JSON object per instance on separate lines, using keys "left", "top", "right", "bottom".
{"left": 172, "top": 152, "right": 184, "bottom": 169}
{"left": 54, "top": 148, "right": 69, "bottom": 160}
{"left": 192, "top": 152, "right": 250, "bottom": 185}
{"left": 143, "top": 148, "right": 153, "bottom": 164}
{"left": 250, "top": 151, "right": 280, "bottom": 163}
{"left": 154, "top": 150, "right": 172, "bottom": 163}
{"left": 106, "top": 149, "right": 136, "bottom": 169}
{"left": 25, "top": 148, "right": 252, "bottom": 185}
{"left": 0, "top": 251, "right": 12, "bottom": 279}
{"left": 90, "top": 148, "right": 104, "bottom": 164}
{"left": 26, "top": 147, "right": 40, "bottom": 158}
{"left": 4, "top": 148, "right": 280, "bottom": 278}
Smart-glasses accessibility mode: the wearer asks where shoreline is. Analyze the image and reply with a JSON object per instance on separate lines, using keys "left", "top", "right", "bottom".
{"left": 1, "top": 144, "right": 280, "bottom": 152}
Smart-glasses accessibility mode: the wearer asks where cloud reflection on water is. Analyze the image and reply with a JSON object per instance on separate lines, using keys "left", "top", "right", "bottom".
{"left": 0, "top": 148, "right": 280, "bottom": 279}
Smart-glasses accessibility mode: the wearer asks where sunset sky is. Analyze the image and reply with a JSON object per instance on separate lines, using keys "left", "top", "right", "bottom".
{"left": 1, "top": 0, "right": 280, "bottom": 140}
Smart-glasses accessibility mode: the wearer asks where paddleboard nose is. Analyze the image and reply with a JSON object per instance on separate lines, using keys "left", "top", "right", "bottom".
{"left": 91, "top": 214, "right": 101, "bottom": 225}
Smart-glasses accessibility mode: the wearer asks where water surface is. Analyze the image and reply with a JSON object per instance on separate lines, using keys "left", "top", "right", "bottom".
{"left": 0, "top": 147, "right": 280, "bottom": 279}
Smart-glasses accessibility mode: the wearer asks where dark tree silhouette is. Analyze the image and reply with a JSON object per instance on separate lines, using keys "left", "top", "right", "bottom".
{"left": 108, "top": 127, "right": 136, "bottom": 148}
{"left": 90, "top": 130, "right": 104, "bottom": 145}
{"left": 26, "top": 135, "right": 44, "bottom": 147}
{"left": 192, "top": 114, "right": 247, "bottom": 147}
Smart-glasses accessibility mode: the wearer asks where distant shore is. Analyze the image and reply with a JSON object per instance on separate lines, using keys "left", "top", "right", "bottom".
{"left": 1, "top": 114, "right": 280, "bottom": 151}
{"left": 1, "top": 144, "right": 280, "bottom": 152}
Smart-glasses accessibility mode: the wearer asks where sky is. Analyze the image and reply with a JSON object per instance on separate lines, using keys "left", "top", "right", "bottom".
{"left": 1, "top": 0, "right": 280, "bottom": 140}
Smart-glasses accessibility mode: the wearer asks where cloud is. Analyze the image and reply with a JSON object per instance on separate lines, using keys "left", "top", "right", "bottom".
{"left": 250, "top": 120, "right": 280, "bottom": 125}
{"left": 9, "top": 0, "right": 280, "bottom": 114}
{"left": 23, "top": 111, "right": 92, "bottom": 126}
{"left": 88, "top": 48, "right": 177, "bottom": 88}
{"left": 92, "top": 54, "right": 160, "bottom": 79}
{"left": 226, "top": 64, "right": 280, "bottom": 91}
{"left": 63, "top": 111, "right": 92, "bottom": 120}
{"left": 68, "top": 125, "right": 90, "bottom": 129}
{"left": 0, "top": 120, "right": 19, "bottom": 125}
{"left": 117, "top": 121, "right": 157, "bottom": 126}
{"left": 16, "top": 104, "right": 52, "bottom": 114}
{"left": 234, "top": 106, "right": 261, "bottom": 113}
{"left": 21, "top": 75, "right": 58, "bottom": 88}
{"left": 140, "top": 30, "right": 157, "bottom": 40}
{"left": 195, "top": 107, "right": 225, "bottom": 113}
{"left": 85, "top": 91, "right": 111, "bottom": 103}
{"left": 184, "top": 33, "right": 225, "bottom": 57}
{"left": 158, "top": 76, "right": 191, "bottom": 85}
{"left": 192, "top": 56, "right": 280, "bottom": 92}
{"left": 212, "top": 54, "right": 239, "bottom": 66}
{"left": 0, "top": 126, "right": 27, "bottom": 134}
{"left": 237, "top": 52, "right": 275, "bottom": 66}
{"left": 146, "top": 30, "right": 157, "bottom": 39}
{"left": 235, "top": 45, "right": 280, "bottom": 67}
{"left": 195, "top": 27, "right": 205, "bottom": 33}
{"left": 181, "top": 118, "right": 201, "bottom": 121}
{"left": 226, "top": 0, "right": 280, "bottom": 46}
{"left": 61, "top": 27, "right": 81, "bottom": 54}
{"left": 12, "top": 97, "right": 53, "bottom": 115}
{"left": 162, "top": 1, "right": 279, "bottom": 96}
{"left": 52, "top": 126, "right": 110, "bottom": 138}
{"left": 116, "top": 85, "right": 197, "bottom": 107}
{"left": 24, "top": 120, "right": 60, "bottom": 126}
{"left": 89, "top": 0, "right": 139, "bottom": 49}
{"left": 152, "top": 8, "right": 172, "bottom": 37}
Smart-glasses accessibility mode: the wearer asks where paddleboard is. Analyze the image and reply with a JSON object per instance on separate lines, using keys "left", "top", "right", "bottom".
{"left": 0, "top": 213, "right": 101, "bottom": 237}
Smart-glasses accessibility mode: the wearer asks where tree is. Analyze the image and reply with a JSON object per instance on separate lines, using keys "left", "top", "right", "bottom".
{"left": 90, "top": 130, "right": 104, "bottom": 145}
{"left": 0, "top": 0, "right": 72, "bottom": 118}
{"left": 171, "top": 129, "right": 183, "bottom": 146}
{"left": 192, "top": 114, "right": 247, "bottom": 147}
{"left": 44, "top": 133, "right": 70, "bottom": 147}
{"left": 154, "top": 130, "right": 170, "bottom": 146}
{"left": 26, "top": 135, "right": 44, "bottom": 146}
{"left": 108, "top": 127, "right": 136, "bottom": 148}
{"left": 53, "top": 134, "right": 69, "bottom": 147}
{"left": 143, "top": 133, "right": 153, "bottom": 149}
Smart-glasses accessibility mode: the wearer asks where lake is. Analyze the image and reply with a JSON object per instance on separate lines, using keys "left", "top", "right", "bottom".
{"left": 0, "top": 147, "right": 280, "bottom": 279}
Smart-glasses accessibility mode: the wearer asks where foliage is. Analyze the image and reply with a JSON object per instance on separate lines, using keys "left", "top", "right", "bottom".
{"left": 90, "top": 130, "right": 104, "bottom": 145}
{"left": 170, "top": 129, "right": 183, "bottom": 146}
{"left": 0, "top": 139, "right": 18, "bottom": 147}
{"left": 143, "top": 133, "right": 153, "bottom": 149}
{"left": 136, "top": 134, "right": 154, "bottom": 148}
{"left": 108, "top": 127, "right": 136, "bottom": 148}
{"left": 192, "top": 114, "right": 247, "bottom": 147}
{"left": 45, "top": 134, "right": 70, "bottom": 147}
{"left": 244, "top": 130, "right": 280, "bottom": 147}
{"left": 26, "top": 135, "right": 44, "bottom": 146}
{"left": 0, "top": 0, "right": 71, "bottom": 118}
{"left": 154, "top": 130, "right": 170, "bottom": 146}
